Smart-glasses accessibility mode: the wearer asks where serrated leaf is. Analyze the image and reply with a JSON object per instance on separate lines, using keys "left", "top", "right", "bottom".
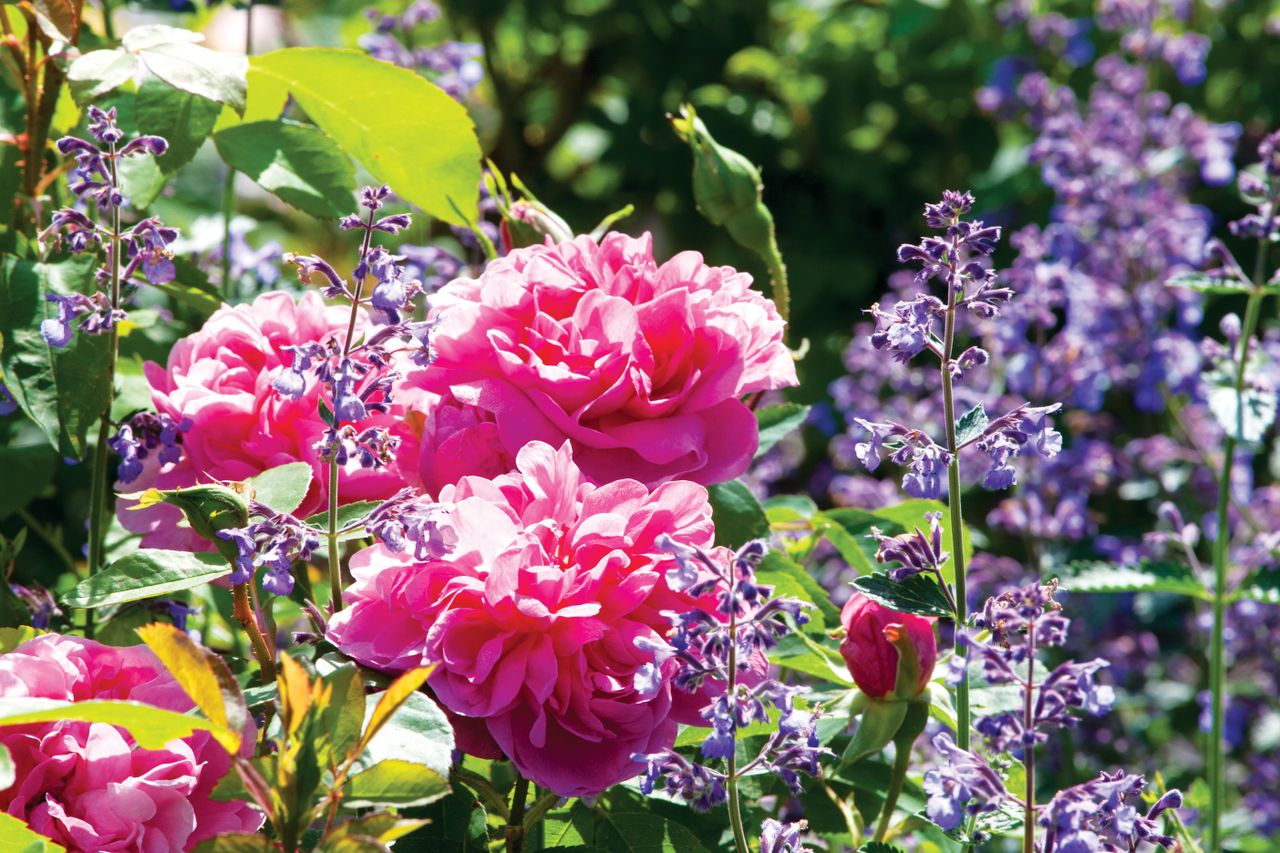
{"left": 61, "top": 549, "right": 230, "bottom": 608}
{"left": 851, "top": 572, "right": 954, "bottom": 618}
{"left": 135, "top": 39, "right": 247, "bottom": 114}
{"left": 545, "top": 805, "right": 711, "bottom": 853}
{"left": 214, "top": 119, "right": 356, "bottom": 218}
{"left": 306, "top": 500, "right": 380, "bottom": 540}
{"left": 1233, "top": 568, "right": 1280, "bottom": 604}
{"left": 757, "top": 549, "right": 840, "bottom": 627}
{"left": 1166, "top": 271, "right": 1250, "bottom": 294}
{"left": 859, "top": 841, "right": 906, "bottom": 852}
{"left": 0, "top": 257, "right": 112, "bottom": 458}
{"left": 824, "top": 500, "right": 970, "bottom": 587}
{"left": 1056, "top": 560, "right": 1210, "bottom": 600}
{"left": 955, "top": 402, "right": 989, "bottom": 445}
{"left": 394, "top": 789, "right": 486, "bottom": 852}
{"left": 136, "top": 623, "right": 247, "bottom": 754}
{"left": 245, "top": 461, "right": 314, "bottom": 515}
{"left": 67, "top": 48, "right": 137, "bottom": 104}
{"left": 755, "top": 403, "right": 809, "bottom": 458}
{"left": 346, "top": 758, "right": 450, "bottom": 808}
{"left": 0, "top": 697, "right": 234, "bottom": 752}
{"left": 191, "top": 834, "right": 280, "bottom": 853}
{"left": 135, "top": 79, "right": 223, "bottom": 173}
{"left": 707, "top": 480, "right": 769, "bottom": 548}
{"left": 248, "top": 49, "right": 480, "bottom": 225}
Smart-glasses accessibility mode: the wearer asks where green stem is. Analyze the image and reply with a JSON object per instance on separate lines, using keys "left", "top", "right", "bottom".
{"left": 939, "top": 270, "right": 970, "bottom": 751}
{"left": 221, "top": 167, "right": 235, "bottom": 300}
{"left": 725, "top": 571, "right": 750, "bottom": 853}
{"left": 506, "top": 775, "right": 529, "bottom": 853}
{"left": 763, "top": 226, "right": 790, "bottom": 341}
{"left": 874, "top": 731, "right": 912, "bottom": 842}
{"left": 1207, "top": 240, "right": 1269, "bottom": 852}
{"left": 1023, "top": 626, "right": 1036, "bottom": 853}
{"left": 84, "top": 144, "right": 123, "bottom": 639}
{"left": 100, "top": 0, "right": 116, "bottom": 41}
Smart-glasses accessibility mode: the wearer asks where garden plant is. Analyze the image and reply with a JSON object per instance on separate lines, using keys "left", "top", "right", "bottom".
{"left": 0, "top": 0, "right": 1277, "bottom": 851}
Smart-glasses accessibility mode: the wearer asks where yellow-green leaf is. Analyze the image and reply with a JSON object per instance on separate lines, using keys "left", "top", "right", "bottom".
{"left": 0, "top": 698, "right": 236, "bottom": 753}
{"left": 136, "top": 623, "right": 247, "bottom": 753}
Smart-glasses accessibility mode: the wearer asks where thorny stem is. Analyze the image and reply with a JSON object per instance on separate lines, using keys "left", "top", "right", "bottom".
{"left": 763, "top": 227, "right": 790, "bottom": 343}
{"left": 326, "top": 206, "right": 378, "bottom": 612}
{"left": 725, "top": 567, "right": 751, "bottom": 853}
{"left": 506, "top": 775, "right": 530, "bottom": 853}
{"left": 940, "top": 264, "right": 971, "bottom": 752}
{"left": 232, "top": 583, "right": 276, "bottom": 682}
{"left": 1207, "top": 239, "right": 1269, "bottom": 852}
{"left": 84, "top": 141, "right": 122, "bottom": 639}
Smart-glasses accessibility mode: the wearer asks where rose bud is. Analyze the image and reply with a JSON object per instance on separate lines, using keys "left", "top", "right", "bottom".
{"left": 839, "top": 592, "right": 938, "bottom": 701}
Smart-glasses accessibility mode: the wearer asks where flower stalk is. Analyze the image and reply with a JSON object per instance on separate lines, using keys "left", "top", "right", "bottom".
{"left": 940, "top": 270, "right": 971, "bottom": 750}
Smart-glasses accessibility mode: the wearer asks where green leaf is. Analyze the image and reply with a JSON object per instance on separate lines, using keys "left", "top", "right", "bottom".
{"left": 146, "top": 483, "right": 250, "bottom": 564}
{"left": 320, "top": 663, "right": 366, "bottom": 766}
{"left": 758, "top": 549, "right": 840, "bottom": 628}
{"left": 67, "top": 48, "right": 137, "bottom": 104}
{"left": 305, "top": 501, "right": 380, "bottom": 541}
{"left": 851, "top": 572, "right": 954, "bottom": 618}
{"left": 395, "top": 788, "right": 486, "bottom": 852}
{"left": 135, "top": 79, "right": 223, "bottom": 173}
{"left": 61, "top": 549, "right": 230, "bottom": 608}
{"left": 346, "top": 758, "right": 450, "bottom": 808}
{"left": 1206, "top": 378, "right": 1277, "bottom": 445}
{"left": 248, "top": 49, "right": 481, "bottom": 225}
{"left": 707, "top": 480, "right": 769, "bottom": 548}
{"left": 859, "top": 844, "right": 907, "bottom": 853}
{"left": 0, "top": 743, "right": 12, "bottom": 791}
{"left": 955, "top": 402, "right": 988, "bottom": 446}
{"left": 191, "top": 834, "right": 280, "bottom": 853}
{"left": 0, "top": 256, "right": 112, "bottom": 458}
{"left": 323, "top": 814, "right": 430, "bottom": 846}
{"left": 824, "top": 500, "right": 970, "bottom": 587}
{"left": 245, "top": 461, "right": 314, "bottom": 515}
{"left": 214, "top": 120, "right": 356, "bottom": 218}
{"left": 125, "top": 26, "right": 248, "bottom": 114}
{"left": 546, "top": 809, "right": 712, "bottom": 853}
{"left": 0, "top": 441, "right": 56, "bottom": 518}
{"left": 359, "top": 689, "right": 454, "bottom": 785}
{"left": 136, "top": 622, "right": 249, "bottom": 754}
{"left": 1166, "top": 271, "right": 1251, "bottom": 294}
{"left": 117, "top": 152, "right": 168, "bottom": 209}
{"left": 0, "top": 697, "right": 235, "bottom": 752}
{"left": 0, "top": 811, "right": 66, "bottom": 852}
{"left": 1056, "top": 560, "right": 1211, "bottom": 600}
{"left": 843, "top": 698, "right": 907, "bottom": 764}
{"left": 1234, "top": 568, "right": 1280, "bottom": 604}
{"left": 755, "top": 403, "right": 809, "bottom": 458}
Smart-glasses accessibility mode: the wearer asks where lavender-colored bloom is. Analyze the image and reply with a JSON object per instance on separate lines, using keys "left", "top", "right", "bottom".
{"left": 108, "top": 411, "right": 189, "bottom": 483}
{"left": 217, "top": 507, "right": 321, "bottom": 594}
{"left": 0, "top": 383, "right": 16, "bottom": 417}
{"left": 364, "top": 488, "right": 459, "bottom": 560}
{"left": 869, "top": 511, "right": 949, "bottom": 582}
{"left": 758, "top": 819, "right": 812, "bottom": 853}
{"left": 1040, "top": 772, "right": 1180, "bottom": 852}
{"left": 922, "top": 732, "right": 1009, "bottom": 830}
{"left": 40, "top": 292, "right": 78, "bottom": 348}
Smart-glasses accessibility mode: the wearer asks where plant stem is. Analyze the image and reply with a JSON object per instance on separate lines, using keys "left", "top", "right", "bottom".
{"left": 84, "top": 143, "right": 123, "bottom": 639}
{"left": 939, "top": 272, "right": 970, "bottom": 751}
{"left": 232, "top": 582, "right": 276, "bottom": 681}
{"left": 1207, "top": 240, "right": 1268, "bottom": 852}
{"left": 1023, "top": 626, "right": 1037, "bottom": 853}
{"left": 506, "top": 775, "right": 529, "bottom": 853}
{"left": 725, "top": 568, "right": 751, "bottom": 853}
{"left": 874, "top": 733, "right": 912, "bottom": 842}
{"left": 100, "top": 0, "right": 116, "bottom": 41}
{"left": 326, "top": 207, "right": 378, "bottom": 612}
{"left": 221, "top": 167, "right": 235, "bottom": 300}
{"left": 763, "top": 226, "right": 790, "bottom": 342}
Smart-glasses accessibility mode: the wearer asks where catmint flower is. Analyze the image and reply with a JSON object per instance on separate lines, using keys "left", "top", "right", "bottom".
{"left": 922, "top": 733, "right": 1009, "bottom": 831}
{"left": 759, "top": 819, "right": 812, "bottom": 853}
{"left": 108, "top": 412, "right": 189, "bottom": 483}
{"left": 971, "top": 403, "right": 1063, "bottom": 490}
{"left": 867, "top": 296, "right": 943, "bottom": 362}
{"left": 0, "top": 383, "right": 16, "bottom": 416}
{"left": 869, "top": 511, "right": 949, "bottom": 582}
{"left": 364, "top": 488, "right": 459, "bottom": 560}
{"left": 215, "top": 508, "right": 321, "bottom": 595}
{"left": 1040, "top": 772, "right": 1180, "bottom": 852}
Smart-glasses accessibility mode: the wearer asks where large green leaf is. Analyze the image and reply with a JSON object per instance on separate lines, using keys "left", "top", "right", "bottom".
{"left": 61, "top": 549, "right": 230, "bottom": 608}
{"left": 345, "top": 758, "right": 450, "bottom": 808}
{"left": 191, "top": 835, "right": 280, "bottom": 853}
{"left": 707, "top": 480, "right": 769, "bottom": 548}
{"left": 306, "top": 500, "right": 381, "bottom": 541}
{"left": 1055, "top": 560, "right": 1210, "bottom": 601}
{"left": 0, "top": 441, "right": 56, "bottom": 518}
{"left": 0, "top": 697, "right": 236, "bottom": 753}
{"left": 545, "top": 806, "right": 711, "bottom": 853}
{"left": 395, "top": 789, "right": 487, "bottom": 852}
{"left": 134, "top": 79, "right": 223, "bottom": 173}
{"left": 0, "top": 256, "right": 111, "bottom": 458}
{"left": 755, "top": 403, "right": 809, "bottom": 458}
{"left": 359, "top": 690, "right": 454, "bottom": 784}
{"left": 823, "top": 499, "right": 970, "bottom": 586}
{"left": 244, "top": 461, "right": 314, "bottom": 516}
{"left": 757, "top": 548, "right": 839, "bottom": 627}
{"left": 214, "top": 120, "right": 356, "bottom": 219}
{"left": 248, "top": 49, "right": 481, "bottom": 225}
{"left": 850, "top": 572, "right": 954, "bottom": 619}
{"left": 136, "top": 623, "right": 249, "bottom": 756}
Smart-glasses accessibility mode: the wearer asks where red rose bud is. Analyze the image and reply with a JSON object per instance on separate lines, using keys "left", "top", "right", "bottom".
{"left": 839, "top": 592, "right": 938, "bottom": 701}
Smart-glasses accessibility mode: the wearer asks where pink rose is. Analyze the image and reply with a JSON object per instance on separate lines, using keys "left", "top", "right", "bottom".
{"left": 839, "top": 593, "right": 937, "bottom": 700}
{"left": 327, "top": 440, "right": 726, "bottom": 797}
{"left": 0, "top": 634, "right": 260, "bottom": 852}
{"left": 119, "top": 291, "right": 414, "bottom": 550}
{"left": 417, "top": 232, "right": 797, "bottom": 488}
{"left": 392, "top": 385, "right": 515, "bottom": 496}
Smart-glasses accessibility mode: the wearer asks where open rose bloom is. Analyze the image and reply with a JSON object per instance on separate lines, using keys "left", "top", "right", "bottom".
{"left": 118, "top": 291, "right": 415, "bottom": 549}
{"left": 0, "top": 635, "right": 259, "bottom": 852}
{"left": 327, "top": 440, "right": 725, "bottom": 797}
{"left": 417, "top": 232, "right": 797, "bottom": 488}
